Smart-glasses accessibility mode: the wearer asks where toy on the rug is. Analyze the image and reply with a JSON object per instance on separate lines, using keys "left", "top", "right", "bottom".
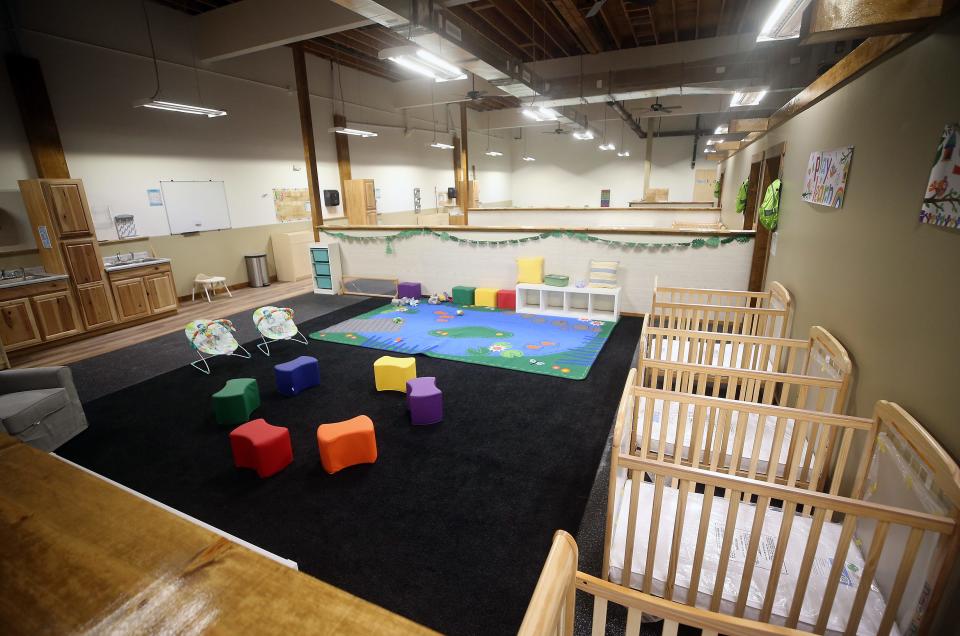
{"left": 427, "top": 291, "right": 451, "bottom": 304}
{"left": 392, "top": 317, "right": 405, "bottom": 326}
{"left": 392, "top": 296, "right": 420, "bottom": 307}
{"left": 456, "top": 309, "right": 464, "bottom": 316}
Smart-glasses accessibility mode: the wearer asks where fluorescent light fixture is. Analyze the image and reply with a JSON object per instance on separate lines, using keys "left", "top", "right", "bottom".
{"left": 521, "top": 106, "right": 559, "bottom": 122}
{"left": 484, "top": 150, "right": 504, "bottom": 157}
{"left": 329, "top": 126, "right": 378, "bottom": 138}
{"left": 134, "top": 99, "right": 226, "bottom": 117}
{"left": 430, "top": 141, "right": 455, "bottom": 150}
{"left": 757, "top": 0, "right": 810, "bottom": 42}
{"left": 715, "top": 125, "right": 728, "bottom": 134}
{"left": 706, "top": 138, "right": 718, "bottom": 145}
{"left": 379, "top": 46, "right": 466, "bottom": 82}
{"left": 704, "top": 146, "right": 718, "bottom": 153}
{"left": 573, "top": 130, "right": 595, "bottom": 140}
{"left": 730, "top": 90, "right": 767, "bottom": 107}
{"left": 598, "top": 142, "right": 616, "bottom": 151}
{"left": 617, "top": 150, "right": 631, "bottom": 157}
{"left": 521, "top": 155, "right": 536, "bottom": 162}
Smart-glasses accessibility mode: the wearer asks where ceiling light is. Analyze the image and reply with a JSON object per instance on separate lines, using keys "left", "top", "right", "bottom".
{"left": 598, "top": 142, "right": 616, "bottom": 151}
{"left": 329, "top": 126, "right": 377, "bottom": 138}
{"left": 616, "top": 150, "right": 631, "bottom": 157}
{"left": 521, "top": 155, "right": 536, "bottom": 162}
{"left": 379, "top": 46, "right": 466, "bottom": 83}
{"left": 430, "top": 141, "right": 455, "bottom": 150}
{"left": 521, "top": 106, "right": 559, "bottom": 122}
{"left": 706, "top": 138, "right": 717, "bottom": 145}
{"left": 715, "top": 125, "right": 728, "bottom": 134}
{"left": 757, "top": 0, "right": 810, "bottom": 42}
{"left": 134, "top": 99, "right": 227, "bottom": 117}
{"left": 485, "top": 150, "right": 504, "bottom": 157}
{"left": 730, "top": 90, "right": 767, "bottom": 107}
{"left": 573, "top": 130, "right": 595, "bottom": 140}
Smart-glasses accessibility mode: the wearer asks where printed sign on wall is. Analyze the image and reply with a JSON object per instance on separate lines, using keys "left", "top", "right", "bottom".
{"left": 600, "top": 189, "right": 611, "bottom": 208}
{"left": 801, "top": 146, "right": 854, "bottom": 208}
{"left": 273, "top": 188, "right": 312, "bottom": 222}
{"left": 919, "top": 123, "right": 960, "bottom": 230}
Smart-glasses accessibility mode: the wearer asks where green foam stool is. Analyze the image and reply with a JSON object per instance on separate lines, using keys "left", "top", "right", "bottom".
{"left": 452, "top": 285, "right": 476, "bottom": 305}
{"left": 213, "top": 378, "right": 261, "bottom": 426}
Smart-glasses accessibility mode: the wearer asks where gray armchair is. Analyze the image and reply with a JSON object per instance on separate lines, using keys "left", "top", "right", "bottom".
{"left": 0, "top": 367, "right": 88, "bottom": 451}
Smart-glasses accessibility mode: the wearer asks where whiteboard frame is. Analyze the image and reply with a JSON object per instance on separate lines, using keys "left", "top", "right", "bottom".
{"left": 160, "top": 180, "right": 232, "bottom": 235}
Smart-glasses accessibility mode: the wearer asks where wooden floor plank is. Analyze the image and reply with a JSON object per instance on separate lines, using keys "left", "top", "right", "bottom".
{"left": 10, "top": 280, "right": 316, "bottom": 368}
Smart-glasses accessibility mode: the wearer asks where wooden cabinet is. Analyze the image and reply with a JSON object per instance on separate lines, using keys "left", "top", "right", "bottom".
{"left": 44, "top": 181, "right": 91, "bottom": 237}
{"left": 344, "top": 179, "right": 377, "bottom": 226}
{"left": 0, "top": 299, "right": 42, "bottom": 351}
{"left": 32, "top": 291, "right": 83, "bottom": 342}
{"left": 76, "top": 284, "right": 116, "bottom": 330}
{"left": 62, "top": 240, "right": 103, "bottom": 285}
{"left": 109, "top": 262, "right": 178, "bottom": 323}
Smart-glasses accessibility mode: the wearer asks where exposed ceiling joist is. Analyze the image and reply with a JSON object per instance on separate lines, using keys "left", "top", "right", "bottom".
{"left": 549, "top": 0, "right": 603, "bottom": 54}
{"left": 799, "top": 0, "right": 944, "bottom": 44}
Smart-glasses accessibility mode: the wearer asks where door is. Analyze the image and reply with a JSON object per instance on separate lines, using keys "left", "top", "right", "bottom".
{"left": 44, "top": 181, "right": 91, "bottom": 237}
{"left": 62, "top": 241, "right": 103, "bottom": 285}
{"left": 32, "top": 291, "right": 83, "bottom": 341}
{"left": 743, "top": 160, "right": 763, "bottom": 230}
{"left": 749, "top": 149, "right": 784, "bottom": 292}
{"left": 112, "top": 278, "right": 151, "bottom": 321}
{"left": 363, "top": 180, "right": 376, "bottom": 211}
{"left": 76, "top": 283, "right": 116, "bottom": 329}
{"left": 145, "top": 273, "right": 178, "bottom": 314}
{"left": 692, "top": 168, "right": 717, "bottom": 202}
{"left": 0, "top": 299, "right": 42, "bottom": 351}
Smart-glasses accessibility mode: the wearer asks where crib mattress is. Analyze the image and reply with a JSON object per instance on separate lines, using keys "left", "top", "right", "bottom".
{"left": 635, "top": 397, "right": 808, "bottom": 479}
{"left": 609, "top": 480, "right": 896, "bottom": 636}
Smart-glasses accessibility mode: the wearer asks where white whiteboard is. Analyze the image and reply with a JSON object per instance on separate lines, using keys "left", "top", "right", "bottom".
{"left": 160, "top": 180, "right": 231, "bottom": 234}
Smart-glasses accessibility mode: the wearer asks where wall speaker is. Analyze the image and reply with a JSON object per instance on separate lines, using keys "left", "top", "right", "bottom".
{"left": 323, "top": 190, "right": 340, "bottom": 207}
{"left": 447, "top": 187, "right": 457, "bottom": 200}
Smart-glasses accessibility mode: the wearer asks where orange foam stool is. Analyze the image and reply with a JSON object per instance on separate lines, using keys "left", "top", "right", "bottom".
{"left": 317, "top": 415, "right": 378, "bottom": 474}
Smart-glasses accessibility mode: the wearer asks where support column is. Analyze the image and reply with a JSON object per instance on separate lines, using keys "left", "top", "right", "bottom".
{"left": 642, "top": 125, "right": 653, "bottom": 198}
{"left": 291, "top": 43, "right": 322, "bottom": 240}
{"left": 5, "top": 54, "right": 70, "bottom": 178}
{"left": 458, "top": 102, "right": 470, "bottom": 224}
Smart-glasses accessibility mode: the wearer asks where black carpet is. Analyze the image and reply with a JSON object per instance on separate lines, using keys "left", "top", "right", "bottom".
{"left": 57, "top": 298, "right": 643, "bottom": 635}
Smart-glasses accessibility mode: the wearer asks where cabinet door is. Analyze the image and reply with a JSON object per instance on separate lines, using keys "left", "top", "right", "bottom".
{"left": 145, "top": 273, "right": 178, "bottom": 314}
{"left": 63, "top": 241, "right": 103, "bottom": 285}
{"left": 32, "top": 291, "right": 83, "bottom": 341}
{"left": 0, "top": 299, "right": 42, "bottom": 351}
{"left": 45, "top": 182, "right": 91, "bottom": 237}
{"left": 76, "top": 284, "right": 116, "bottom": 330}
{"left": 112, "top": 278, "right": 151, "bottom": 322}
{"left": 363, "top": 180, "right": 376, "bottom": 210}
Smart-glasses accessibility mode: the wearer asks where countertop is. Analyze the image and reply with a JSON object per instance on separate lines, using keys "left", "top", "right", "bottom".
{"left": 0, "top": 273, "right": 69, "bottom": 290}
{"left": 103, "top": 257, "right": 172, "bottom": 272}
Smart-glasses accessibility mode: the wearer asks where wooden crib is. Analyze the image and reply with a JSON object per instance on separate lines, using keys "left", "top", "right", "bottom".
{"left": 649, "top": 281, "right": 794, "bottom": 338}
{"left": 604, "top": 385, "right": 960, "bottom": 635}
{"left": 519, "top": 530, "right": 806, "bottom": 636}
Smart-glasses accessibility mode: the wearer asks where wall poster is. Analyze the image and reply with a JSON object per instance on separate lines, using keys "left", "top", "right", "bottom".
{"left": 600, "top": 189, "right": 611, "bottom": 208}
{"left": 919, "top": 123, "right": 960, "bottom": 230}
{"left": 273, "top": 188, "right": 312, "bottom": 222}
{"left": 801, "top": 146, "right": 853, "bottom": 208}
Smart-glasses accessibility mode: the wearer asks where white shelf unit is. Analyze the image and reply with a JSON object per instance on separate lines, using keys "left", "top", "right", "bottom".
{"left": 515, "top": 283, "right": 621, "bottom": 322}
{"left": 308, "top": 242, "right": 342, "bottom": 295}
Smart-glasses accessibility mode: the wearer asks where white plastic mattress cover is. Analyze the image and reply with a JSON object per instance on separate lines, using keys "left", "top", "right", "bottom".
{"left": 609, "top": 480, "right": 895, "bottom": 636}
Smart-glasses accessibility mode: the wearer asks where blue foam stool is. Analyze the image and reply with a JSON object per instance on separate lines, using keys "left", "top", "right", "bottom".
{"left": 274, "top": 355, "right": 320, "bottom": 396}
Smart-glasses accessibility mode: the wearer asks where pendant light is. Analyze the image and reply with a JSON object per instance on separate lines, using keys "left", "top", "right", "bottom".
{"left": 428, "top": 85, "right": 454, "bottom": 150}
{"left": 616, "top": 119, "right": 630, "bottom": 157}
{"left": 520, "top": 129, "right": 535, "bottom": 161}
{"left": 328, "top": 59, "right": 377, "bottom": 138}
{"left": 598, "top": 104, "right": 615, "bottom": 151}
{"left": 484, "top": 113, "right": 503, "bottom": 157}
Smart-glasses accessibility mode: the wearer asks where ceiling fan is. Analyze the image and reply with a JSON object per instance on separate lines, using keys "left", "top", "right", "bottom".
{"left": 542, "top": 126, "right": 570, "bottom": 135}
{"left": 642, "top": 97, "right": 683, "bottom": 114}
{"left": 585, "top": 0, "right": 608, "bottom": 18}
{"left": 463, "top": 73, "right": 487, "bottom": 102}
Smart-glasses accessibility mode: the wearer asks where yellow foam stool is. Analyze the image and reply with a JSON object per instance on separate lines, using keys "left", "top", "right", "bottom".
{"left": 474, "top": 288, "right": 498, "bottom": 308}
{"left": 373, "top": 356, "right": 417, "bottom": 392}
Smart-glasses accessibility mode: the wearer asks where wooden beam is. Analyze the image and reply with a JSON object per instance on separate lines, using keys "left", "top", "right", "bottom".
{"left": 800, "top": 0, "right": 942, "bottom": 45}
{"left": 460, "top": 3, "right": 537, "bottom": 61}
{"left": 716, "top": 140, "right": 742, "bottom": 151}
{"left": 729, "top": 117, "right": 769, "bottom": 133}
{"left": 5, "top": 55, "right": 70, "bottom": 179}
{"left": 512, "top": 0, "right": 578, "bottom": 56}
{"left": 291, "top": 44, "right": 323, "bottom": 240}
{"left": 597, "top": 0, "right": 636, "bottom": 49}
{"left": 550, "top": 0, "right": 603, "bottom": 54}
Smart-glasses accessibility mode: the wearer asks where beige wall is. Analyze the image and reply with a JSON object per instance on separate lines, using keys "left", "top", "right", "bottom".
{"left": 720, "top": 17, "right": 960, "bottom": 628}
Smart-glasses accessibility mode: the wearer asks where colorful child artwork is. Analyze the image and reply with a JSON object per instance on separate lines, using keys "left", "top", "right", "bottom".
{"left": 600, "top": 189, "right": 611, "bottom": 208}
{"left": 273, "top": 188, "right": 312, "bottom": 222}
{"left": 309, "top": 303, "right": 616, "bottom": 380}
{"left": 919, "top": 124, "right": 960, "bottom": 230}
{"left": 801, "top": 146, "right": 854, "bottom": 208}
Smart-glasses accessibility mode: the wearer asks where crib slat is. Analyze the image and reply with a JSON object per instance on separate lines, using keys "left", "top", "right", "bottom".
{"left": 734, "top": 495, "right": 770, "bottom": 617}
{"left": 829, "top": 427, "right": 856, "bottom": 496}
{"left": 643, "top": 474, "right": 665, "bottom": 594}
{"left": 689, "top": 405, "right": 705, "bottom": 468}
{"left": 710, "top": 490, "right": 741, "bottom": 611}
{"left": 590, "top": 598, "right": 607, "bottom": 636}
{"left": 728, "top": 410, "right": 749, "bottom": 478}
{"left": 625, "top": 607, "right": 642, "bottom": 636}
{"left": 622, "top": 468, "right": 643, "bottom": 590}
{"left": 877, "top": 527, "right": 924, "bottom": 636}
{"left": 665, "top": 479, "right": 689, "bottom": 601}
{"left": 746, "top": 413, "right": 766, "bottom": 481}
{"left": 760, "top": 501, "right": 797, "bottom": 621}
{"left": 766, "top": 417, "right": 788, "bottom": 483}
{"left": 802, "top": 426, "right": 833, "bottom": 513}
{"left": 687, "top": 484, "right": 715, "bottom": 606}
{"left": 843, "top": 521, "right": 889, "bottom": 636}
{"left": 787, "top": 507, "right": 827, "bottom": 627}
{"left": 673, "top": 401, "right": 689, "bottom": 465}
{"left": 662, "top": 619, "right": 679, "bottom": 636}
{"left": 638, "top": 396, "right": 654, "bottom": 466}
{"left": 814, "top": 514, "right": 858, "bottom": 633}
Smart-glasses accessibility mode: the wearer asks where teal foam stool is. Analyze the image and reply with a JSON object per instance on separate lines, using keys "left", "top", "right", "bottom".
{"left": 452, "top": 285, "right": 476, "bottom": 305}
{"left": 213, "top": 378, "right": 260, "bottom": 425}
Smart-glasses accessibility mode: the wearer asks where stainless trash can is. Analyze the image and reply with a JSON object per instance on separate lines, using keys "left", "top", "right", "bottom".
{"left": 244, "top": 253, "right": 269, "bottom": 287}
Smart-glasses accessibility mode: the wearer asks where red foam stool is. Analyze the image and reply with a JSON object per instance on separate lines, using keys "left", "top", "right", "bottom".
{"left": 229, "top": 418, "right": 293, "bottom": 478}
{"left": 317, "top": 415, "right": 378, "bottom": 474}
{"left": 496, "top": 289, "right": 516, "bottom": 310}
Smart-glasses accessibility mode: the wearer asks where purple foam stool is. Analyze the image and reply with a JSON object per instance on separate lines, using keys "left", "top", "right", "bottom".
{"left": 406, "top": 377, "right": 443, "bottom": 425}
{"left": 397, "top": 281, "right": 421, "bottom": 299}
{"left": 274, "top": 355, "right": 320, "bottom": 396}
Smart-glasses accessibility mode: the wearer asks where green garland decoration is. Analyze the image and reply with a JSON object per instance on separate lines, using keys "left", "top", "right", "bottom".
{"left": 320, "top": 228, "right": 752, "bottom": 255}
